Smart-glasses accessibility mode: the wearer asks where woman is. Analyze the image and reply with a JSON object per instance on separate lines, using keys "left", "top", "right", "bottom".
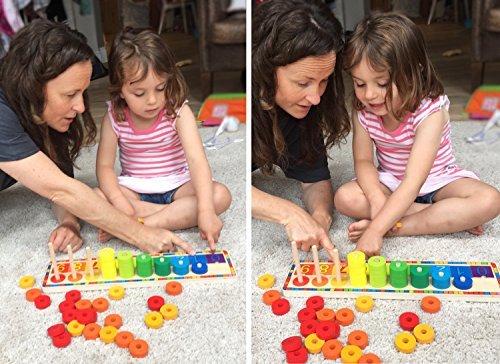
{"left": 252, "top": 0, "right": 350, "bottom": 252}
{"left": 0, "top": 19, "right": 193, "bottom": 254}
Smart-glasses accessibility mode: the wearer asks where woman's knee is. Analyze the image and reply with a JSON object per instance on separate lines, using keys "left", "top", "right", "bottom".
{"left": 213, "top": 183, "right": 232, "bottom": 213}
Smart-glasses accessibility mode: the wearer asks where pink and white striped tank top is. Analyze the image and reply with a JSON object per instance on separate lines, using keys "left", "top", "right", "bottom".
{"left": 357, "top": 95, "right": 478, "bottom": 195}
{"left": 107, "top": 101, "right": 191, "bottom": 194}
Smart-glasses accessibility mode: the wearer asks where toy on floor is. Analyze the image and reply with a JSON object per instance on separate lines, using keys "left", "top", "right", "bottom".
{"left": 283, "top": 249, "right": 500, "bottom": 302}
{"left": 42, "top": 244, "right": 236, "bottom": 293}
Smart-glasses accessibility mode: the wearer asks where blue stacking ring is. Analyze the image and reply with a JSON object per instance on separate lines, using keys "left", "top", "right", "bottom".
{"left": 191, "top": 261, "right": 208, "bottom": 275}
{"left": 171, "top": 256, "right": 190, "bottom": 276}
{"left": 431, "top": 265, "right": 451, "bottom": 289}
{"left": 453, "top": 274, "right": 473, "bottom": 290}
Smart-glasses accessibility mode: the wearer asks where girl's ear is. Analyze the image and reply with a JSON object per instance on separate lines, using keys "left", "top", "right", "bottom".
{"left": 120, "top": 92, "right": 124, "bottom": 99}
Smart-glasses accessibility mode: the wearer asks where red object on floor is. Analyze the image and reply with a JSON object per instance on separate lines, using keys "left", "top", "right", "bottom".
{"left": 52, "top": 331, "right": 71, "bottom": 348}
{"left": 76, "top": 308, "right": 97, "bottom": 325}
{"left": 147, "top": 295, "right": 165, "bottom": 311}
{"left": 306, "top": 296, "right": 324, "bottom": 311}
{"left": 272, "top": 298, "right": 290, "bottom": 316}
{"left": 300, "top": 319, "right": 318, "bottom": 337}
{"left": 281, "top": 336, "right": 302, "bottom": 353}
{"left": 316, "top": 320, "right": 340, "bottom": 340}
{"left": 65, "top": 290, "right": 81, "bottom": 303}
{"left": 399, "top": 312, "right": 420, "bottom": 331}
{"left": 286, "top": 346, "right": 308, "bottom": 363}
{"left": 297, "top": 307, "right": 316, "bottom": 323}
{"left": 47, "top": 323, "right": 66, "bottom": 338}
{"left": 34, "top": 294, "right": 51, "bottom": 309}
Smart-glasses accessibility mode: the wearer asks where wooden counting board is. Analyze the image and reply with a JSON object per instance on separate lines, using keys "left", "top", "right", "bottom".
{"left": 42, "top": 249, "right": 236, "bottom": 293}
{"left": 282, "top": 260, "right": 500, "bottom": 302}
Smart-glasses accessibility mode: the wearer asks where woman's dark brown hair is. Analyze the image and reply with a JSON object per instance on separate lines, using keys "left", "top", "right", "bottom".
{"left": 108, "top": 27, "right": 188, "bottom": 122}
{"left": 0, "top": 19, "right": 96, "bottom": 171}
{"left": 252, "top": 0, "right": 350, "bottom": 174}
{"left": 344, "top": 13, "right": 444, "bottom": 119}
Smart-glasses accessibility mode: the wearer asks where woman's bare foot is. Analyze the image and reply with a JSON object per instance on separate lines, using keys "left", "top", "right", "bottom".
{"left": 467, "top": 225, "right": 484, "bottom": 235}
{"left": 348, "top": 219, "right": 371, "bottom": 242}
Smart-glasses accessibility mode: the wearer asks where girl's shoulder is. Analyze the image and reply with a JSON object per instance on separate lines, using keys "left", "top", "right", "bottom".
{"left": 410, "top": 94, "right": 450, "bottom": 127}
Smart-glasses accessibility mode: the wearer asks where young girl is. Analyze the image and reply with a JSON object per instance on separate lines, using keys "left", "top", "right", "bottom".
{"left": 334, "top": 13, "right": 500, "bottom": 257}
{"left": 96, "top": 28, "right": 231, "bottom": 250}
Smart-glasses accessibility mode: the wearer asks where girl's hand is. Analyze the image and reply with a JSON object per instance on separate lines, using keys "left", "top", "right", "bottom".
{"left": 49, "top": 222, "right": 83, "bottom": 253}
{"left": 355, "top": 229, "right": 383, "bottom": 257}
{"left": 198, "top": 210, "right": 223, "bottom": 251}
{"left": 284, "top": 207, "right": 334, "bottom": 252}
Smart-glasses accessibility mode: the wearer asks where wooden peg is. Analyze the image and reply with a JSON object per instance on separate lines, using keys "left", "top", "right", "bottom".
{"left": 86, "top": 247, "right": 94, "bottom": 279}
{"left": 291, "top": 241, "right": 303, "bottom": 283}
{"left": 332, "top": 248, "right": 341, "bottom": 283}
{"left": 311, "top": 245, "right": 322, "bottom": 282}
{"left": 68, "top": 245, "right": 77, "bottom": 280}
{"left": 48, "top": 242, "right": 60, "bottom": 280}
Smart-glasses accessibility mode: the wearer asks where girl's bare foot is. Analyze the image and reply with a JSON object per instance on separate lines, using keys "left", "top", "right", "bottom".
{"left": 348, "top": 219, "right": 371, "bottom": 242}
{"left": 467, "top": 225, "right": 484, "bottom": 236}
{"left": 98, "top": 229, "right": 113, "bottom": 243}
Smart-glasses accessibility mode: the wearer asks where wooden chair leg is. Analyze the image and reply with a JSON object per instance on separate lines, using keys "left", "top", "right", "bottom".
{"left": 201, "top": 71, "right": 213, "bottom": 99}
{"left": 470, "top": 62, "right": 485, "bottom": 92}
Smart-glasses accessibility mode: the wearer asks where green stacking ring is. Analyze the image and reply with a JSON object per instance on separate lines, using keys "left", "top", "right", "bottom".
{"left": 389, "top": 261, "right": 408, "bottom": 288}
{"left": 136, "top": 253, "right": 153, "bottom": 277}
{"left": 410, "top": 265, "right": 430, "bottom": 289}
{"left": 368, "top": 256, "right": 387, "bottom": 287}
{"left": 117, "top": 251, "right": 135, "bottom": 278}
{"left": 154, "top": 256, "right": 171, "bottom": 276}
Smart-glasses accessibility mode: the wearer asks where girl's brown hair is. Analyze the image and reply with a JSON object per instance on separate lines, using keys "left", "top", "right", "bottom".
{"left": 252, "top": 0, "right": 350, "bottom": 174}
{"left": 0, "top": 19, "right": 96, "bottom": 171}
{"left": 344, "top": 13, "right": 444, "bottom": 119}
{"left": 108, "top": 28, "right": 188, "bottom": 122}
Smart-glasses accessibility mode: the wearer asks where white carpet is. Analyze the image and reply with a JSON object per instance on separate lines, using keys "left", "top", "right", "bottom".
{"left": 0, "top": 128, "right": 246, "bottom": 363}
{"left": 251, "top": 121, "right": 500, "bottom": 363}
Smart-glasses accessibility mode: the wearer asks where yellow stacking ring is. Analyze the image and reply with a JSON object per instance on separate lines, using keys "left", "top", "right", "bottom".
{"left": 99, "top": 325, "right": 118, "bottom": 344}
{"left": 257, "top": 274, "right": 275, "bottom": 289}
{"left": 413, "top": 323, "right": 435, "bottom": 344}
{"left": 355, "top": 295, "right": 374, "bottom": 313}
{"left": 160, "top": 304, "right": 178, "bottom": 320}
{"left": 108, "top": 285, "right": 125, "bottom": 300}
{"left": 67, "top": 320, "right": 85, "bottom": 337}
{"left": 144, "top": 311, "right": 164, "bottom": 329}
{"left": 304, "top": 333, "right": 325, "bottom": 354}
{"left": 395, "top": 332, "right": 417, "bottom": 354}
{"left": 340, "top": 345, "right": 363, "bottom": 363}
{"left": 18, "top": 275, "right": 36, "bottom": 289}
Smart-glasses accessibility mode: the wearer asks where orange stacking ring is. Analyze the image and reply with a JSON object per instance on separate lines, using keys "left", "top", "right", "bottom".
{"left": 115, "top": 331, "right": 134, "bottom": 348}
{"left": 347, "top": 330, "right": 369, "bottom": 349}
{"left": 92, "top": 297, "right": 109, "bottom": 313}
{"left": 25, "top": 288, "right": 42, "bottom": 302}
{"left": 316, "top": 308, "right": 336, "bottom": 322}
{"left": 129, "top": 339, "right": 149, "bottom": 358}
{"left": 83, "top": 323, "right": 101, "bottom": 340}
{"left": 104, "top": 313, "right": 123, "bottom": 329}
{"left": 75, "top": 299, "right": 92, "bottom": 310}
{"left": 336, "top": 308, "right": 355, "bottom": 326}
{"left": 262, "top": 290, "right": 281, "bottom": 305}
{"left": 421, "top": 295, "right": 441, "bottom": 313}
{"left": 322, "top": 339, "right": 343, "bottom": 360}
{"left": 359, "top": 353, "right": 382, "bottom": 364}
{"left": 165, "top": 281, "right": 183, "bottom": 296}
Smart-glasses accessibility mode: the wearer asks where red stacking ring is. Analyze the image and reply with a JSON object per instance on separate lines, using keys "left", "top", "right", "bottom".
{"left": 306, "top": 296, "right": 324, "bottom": 311}
{"left": 399, "top": 312, "right": 420, "bottom": 331}
{"left": 271, "top": 298, "right": 290, "bottom": 316}
{"left": 47, "top": 323, "right": 66, "bottom": 338}
{"left": 286, "top": 346, "right": 308, "bottom": 363}
{"left": 59, "top": 300, "right": 75, "bottom": 313}
{"left": 34, "top": 294, "right": 51, "bottom": 310}
{"left": 147, "top": 296, "right": 165, "bottom": 311}
{"left": 62, "top": 308, "right": 77, "bottom": 324}
{"left": 300, "top": 319, "right": 318, "bottom": 337}
{"left": 316, "top": 320, "right": 340, "bottom": 341}
{"left": 52, "top": 331, "right": 71, "bottom": 348}
{"left": 76, "top": 308, "right": 97, "bottom": 325}
{"left": 281, "top": 336, "right": 302, "bottom": 353}
{"left": 65, "top": 290, "right": 81, "bottom": 303}
{"left": 297, "top": 307, "right": 316, "bottom": 323}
